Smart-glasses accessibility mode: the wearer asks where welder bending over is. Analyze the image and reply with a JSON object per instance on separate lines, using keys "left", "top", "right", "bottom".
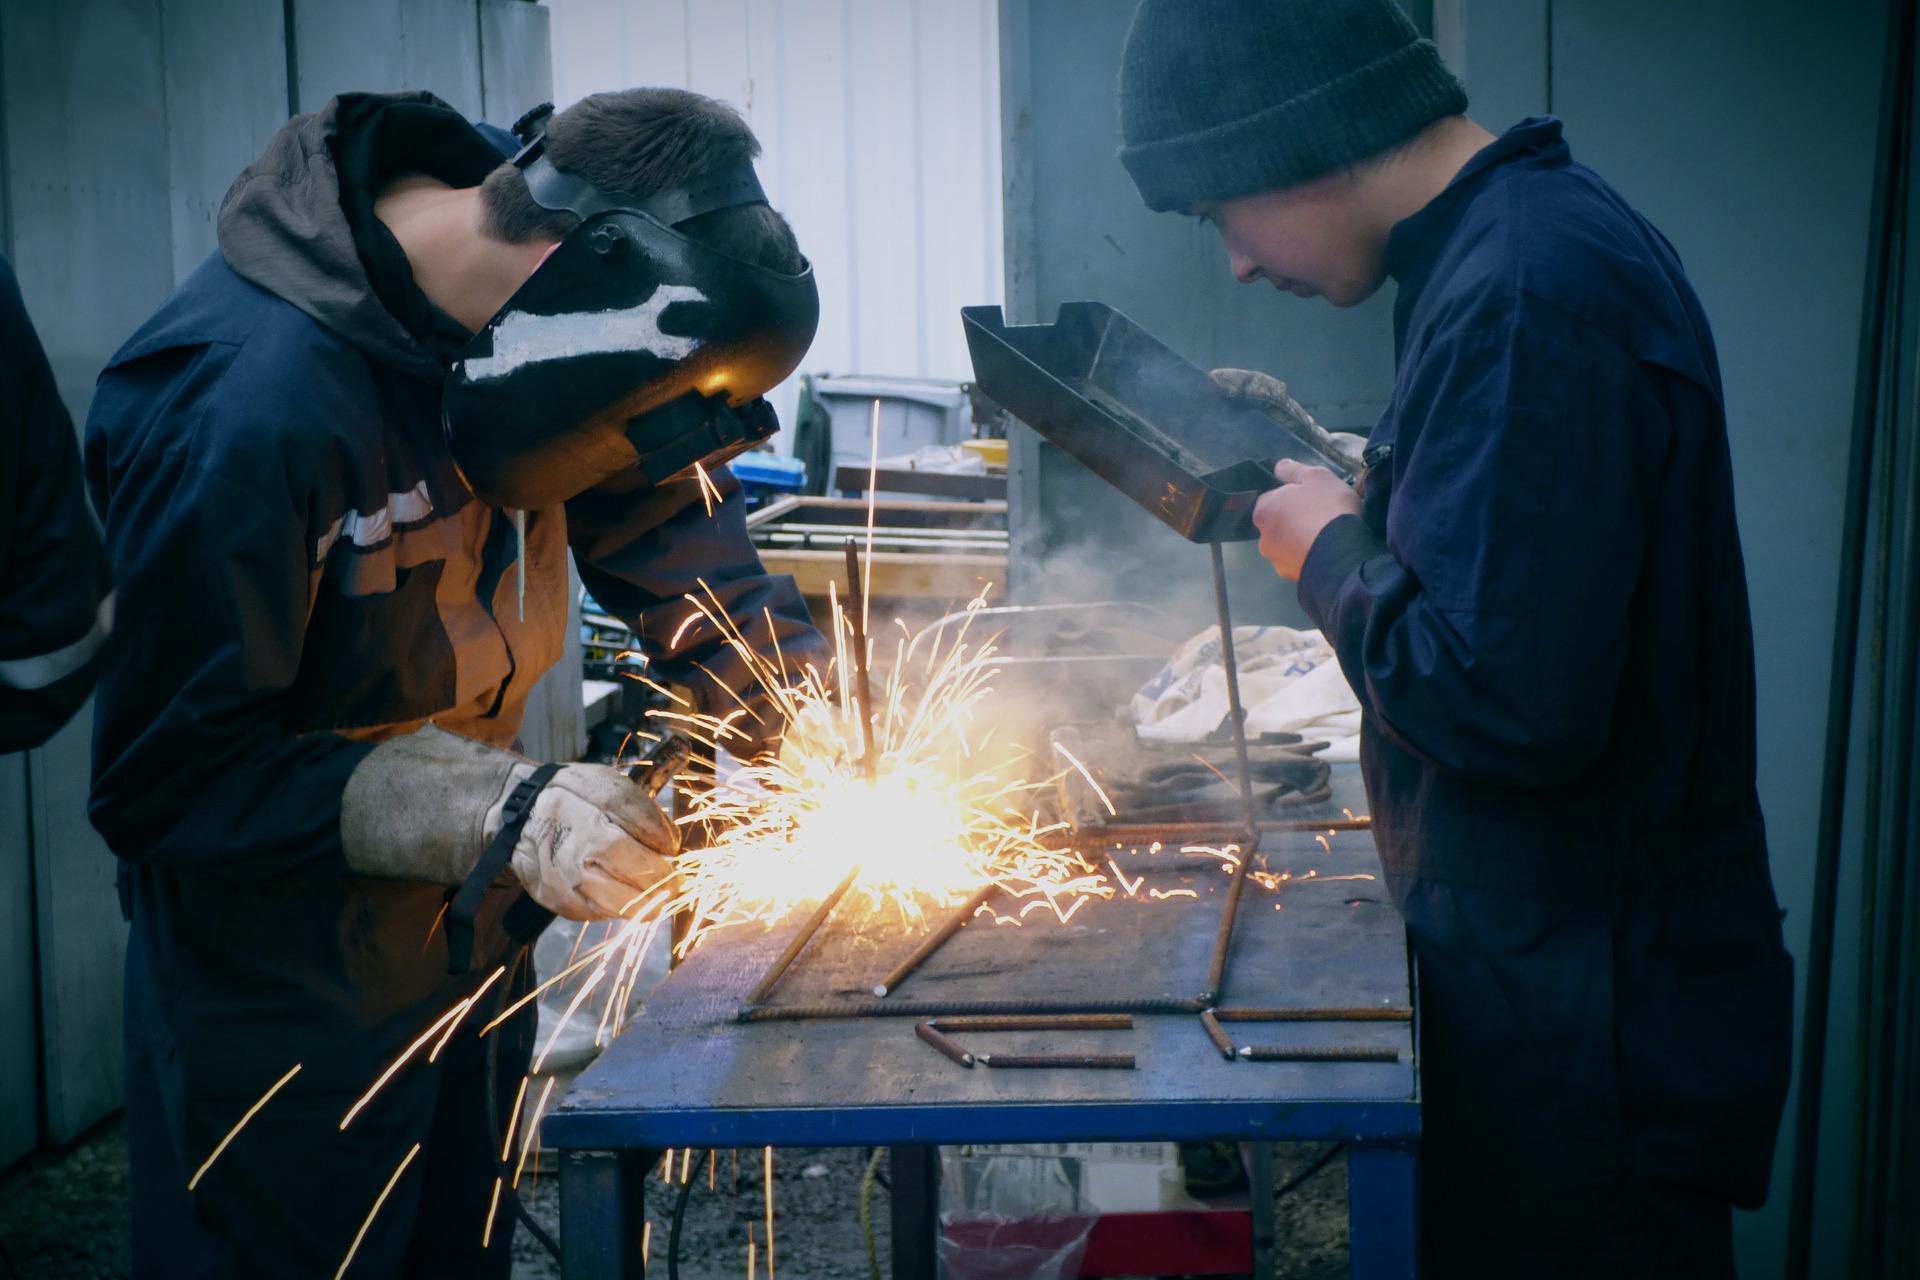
{"left": 86, "top": 89, "right": 826, "bottom": 1276}
{"left": 1117, "top": 3, "right": 1792, "bottom": 1276}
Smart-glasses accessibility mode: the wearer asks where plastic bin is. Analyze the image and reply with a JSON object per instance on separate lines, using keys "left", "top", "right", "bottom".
{"left": 810, "top": 374, "right": 971, "bottom": 473}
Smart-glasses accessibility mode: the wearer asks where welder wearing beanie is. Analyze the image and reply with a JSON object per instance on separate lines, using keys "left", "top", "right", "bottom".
{"left": 1118, "top": 3, "right": 1792, "bottom": 1276}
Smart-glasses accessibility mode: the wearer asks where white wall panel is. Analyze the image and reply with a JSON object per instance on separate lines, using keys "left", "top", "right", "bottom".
{"left": 480, "top": 0, "right": 555, "bottom": 125}
{"left": 547, "top": 0, "right": 1004, "bottom": 441}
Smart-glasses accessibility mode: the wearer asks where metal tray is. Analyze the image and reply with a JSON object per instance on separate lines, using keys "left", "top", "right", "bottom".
{"left": 962, "top": 302, "right": 1354, "bottom": 543}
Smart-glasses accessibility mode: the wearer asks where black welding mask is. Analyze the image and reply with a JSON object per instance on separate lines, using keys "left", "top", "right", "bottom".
{"left": 443, "top": 132, "right": 819, "bottom": 509}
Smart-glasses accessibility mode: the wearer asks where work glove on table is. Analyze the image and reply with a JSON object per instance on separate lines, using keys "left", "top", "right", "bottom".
{"left": 1210, "top": 368, "right": 1368, "bottom": 475}
{"left": 340, "top": 724, "right": 679, "bottom": 921}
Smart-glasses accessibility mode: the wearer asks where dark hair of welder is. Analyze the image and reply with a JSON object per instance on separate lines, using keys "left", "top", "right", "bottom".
{"left": 477, "top": 87, "right": 804, "bottom": 274}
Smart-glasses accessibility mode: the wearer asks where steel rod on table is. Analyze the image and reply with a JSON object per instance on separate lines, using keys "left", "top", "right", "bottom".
{"left": 873, "top": 882, "right": 997, "bottom": 997}
{"left": 739, "top": 995, "right": 1208, "bottom": 1022}
{"left": 930, "top": 1014, "right": 1132, "bottom": 1032}
{"left": 1237, "top": 1045, "right": 1401, "bottom": 1063}
{"left": 843, "top": 539, "right": 879, "bottom": 782}
{"left": 1202, "top": 541, "right": 1261, "bottom": 1004}
{"left": 914, "top": 1021, "right": 974, "bottom": 1067}
{"left": 978, "top": 1053, "right": 1135, "bottom": 1070}
{"left": 1214, "top": 1007, "right": 1414, "bottom": 1023}
{"left": 738, "top": 865, "right": 861, "bottom": 1011}
{"left": 1199, "top": 1009, "right": 1236, "bottom": 1060}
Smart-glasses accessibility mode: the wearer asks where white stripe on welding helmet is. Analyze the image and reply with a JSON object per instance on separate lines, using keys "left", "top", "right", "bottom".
{"left": 458, "top": 284, "right": 708, "bottom": 381}
{"left": 313, "top": 480, "right": 435, "bottom": 563}
{"left": 0, "top": 592, "right": 114, "bottom": 690}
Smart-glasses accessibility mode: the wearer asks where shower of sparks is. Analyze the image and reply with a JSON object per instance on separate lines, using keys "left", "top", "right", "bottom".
{"left": 336, "top": 1142, "right": 420, "bottom": 1280}
{"left": 514, "top": 1077, "right": 558, "bottom": 1189}
{"left": 341, "top": 969, "right": 505, "bottom": 1129}
{"left": 693, "top": 461, "right": 722, "bottom": 516}
{"left": 641, "top": 579, "right": 1102, "bottom": 954}
{"left": 764, "top": 1146, "right": 777, "bottom": 1280}
{"left": 482, "top": 1177, "right": 504, "bottom": 1249}
{"left": 188, "top": 1063, "right": 302, "bottom": 1190}
{"left": 1051, "top": 741, "right": 1117, "bottom": 816}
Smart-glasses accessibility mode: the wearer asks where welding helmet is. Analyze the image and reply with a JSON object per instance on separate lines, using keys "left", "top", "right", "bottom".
{"left": 443, "top": 129, "right": 819, "bottom": 509}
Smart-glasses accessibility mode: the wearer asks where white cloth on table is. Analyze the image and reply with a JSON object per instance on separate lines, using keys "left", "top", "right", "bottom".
{"left": 1131, "top": 624, "right": 1362, "bottom": 762}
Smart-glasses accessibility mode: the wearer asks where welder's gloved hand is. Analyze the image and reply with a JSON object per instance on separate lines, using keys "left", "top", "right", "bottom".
{"left": 340, "top": 725, "right": 678, "bottom": 922}
{"left": 1210, "top": 368, "right": 1367, "bottom": 474}
{"left": 493, "top": 761, "right": 679, "bottom": 920}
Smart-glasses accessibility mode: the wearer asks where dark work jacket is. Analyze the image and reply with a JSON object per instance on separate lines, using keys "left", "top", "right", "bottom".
{"left": 0, "top": 255, "right": 112, "bottom": 751}
{"left": 1297, "top": 118, "right": 1767, "bottom": 901}
{"left": 83, "top": 95, "right": 823, "bottom": 1216}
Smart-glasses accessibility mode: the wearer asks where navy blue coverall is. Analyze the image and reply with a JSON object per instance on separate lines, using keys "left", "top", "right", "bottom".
{"left": 1295, "top": 118, "right": 1794, "bottom": 1277}
{"left": 85, "top": 94, "right": 821, "bottom": 1278}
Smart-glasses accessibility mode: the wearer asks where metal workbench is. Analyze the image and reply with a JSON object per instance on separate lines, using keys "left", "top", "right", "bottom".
{"left": 544, "top": 775, "right": 1418, "bottom": 1278}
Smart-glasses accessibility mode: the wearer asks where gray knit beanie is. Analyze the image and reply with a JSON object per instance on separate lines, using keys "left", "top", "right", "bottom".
{"left": 1118, "top": 0, "right": 1468, "bottom": 212}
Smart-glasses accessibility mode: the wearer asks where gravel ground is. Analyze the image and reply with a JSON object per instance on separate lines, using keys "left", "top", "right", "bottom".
{"left": 0, "top": 1123, "right": 1348, "bottom": 1278}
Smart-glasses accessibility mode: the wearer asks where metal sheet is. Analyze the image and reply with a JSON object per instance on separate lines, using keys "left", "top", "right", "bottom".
{"left": 0, "top": 0, "right": 176, "bottom": 425}
{"left": 294, "top": 0, "right": 404, "bottom": 115}
{"left": 0, "top": 755, "right": 39, "bottom": 1169}
{"left": 28, "top": 703, "right": 125, "bottom": 1146}
{"left": 545, "top": 825, "right": 1414, "bottom": 1151}
{"left": 478, "top": 0, "right": 552, "bottom": 127}
{"left": 160, "top": 0, "right": 290, "bottom": 281}
{"left": 401, "top": 0, "right": 483, "bottom": 120}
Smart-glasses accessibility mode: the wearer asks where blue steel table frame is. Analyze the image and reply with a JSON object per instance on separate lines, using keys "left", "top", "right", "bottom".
{"left": 543, "top": 822, "right": 1419, "bottom": 1278}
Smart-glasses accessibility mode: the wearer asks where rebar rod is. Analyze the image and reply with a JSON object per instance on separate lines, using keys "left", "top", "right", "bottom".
{"left": 1199, "top": 1009, "right": 1236, "bottom": 1060}
{"left": 1213, "top": 1007, "right": 1413, "bottom": 1023}
{"left": 1237, "top": 1045, "right": 1400, "bottom": 1063}
{"left": 738, "top": 866, "right": 861, "bottom": 1010}
{"left": 978, "top": 1053, "right": 1135, "bottom": 1070}
{"left": 873, "top": 883, "right": 997, "bottom": 997}
{"left": 930, "top": 1014, "right": 1132, "bottom": 1032}
{"left": 914, "top": 1021, "right": 974, "bottom": 1067}
{"left": 738, "top": 995, "right": 1207, "bottom": 1023}
{"left": 843, "top": 539, "right": 879, "bottom": 782}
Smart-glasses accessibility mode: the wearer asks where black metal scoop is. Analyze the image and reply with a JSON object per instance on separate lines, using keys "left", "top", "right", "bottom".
{"left": 962, "top": 302, "right": 1356, "bottom": 542}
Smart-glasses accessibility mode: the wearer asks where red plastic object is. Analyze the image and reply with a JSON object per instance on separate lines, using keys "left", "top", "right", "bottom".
{"left": 1078, "top": 1210, "right": 1253, "bottom": 1277}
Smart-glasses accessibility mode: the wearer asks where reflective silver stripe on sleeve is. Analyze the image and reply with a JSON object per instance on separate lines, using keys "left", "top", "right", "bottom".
{"left": 0, "top": 591, "right": 115, "bottom": 690}
{"left": 313, "top": 481, "right": 435, "bottom": 564}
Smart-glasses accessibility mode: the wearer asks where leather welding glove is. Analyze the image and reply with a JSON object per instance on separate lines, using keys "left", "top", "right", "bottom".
{"left": 339, "top": 724, "right": 679, "bottom": 922}
{"left": 1210, "top": 368, "right": 1368, "bottom": 473}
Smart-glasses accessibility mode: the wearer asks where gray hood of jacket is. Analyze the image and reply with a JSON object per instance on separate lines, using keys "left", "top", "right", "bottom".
{"left": 217, "top": 94, "right": 447, "bottom": 384}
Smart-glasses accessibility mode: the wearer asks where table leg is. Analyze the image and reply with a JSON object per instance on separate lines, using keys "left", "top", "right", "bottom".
{"left": 1347, "top": 1142, "right": 1419, "bottom": 1280}
{"left": 1244, "top": 1141, "right": 1277, "bottom": 1277}
{"left": 889, "top": 1145, "right": 940, "bottom": 1280}
{"left": 561, "top": 1148, "right": 654, "bottom": 1279}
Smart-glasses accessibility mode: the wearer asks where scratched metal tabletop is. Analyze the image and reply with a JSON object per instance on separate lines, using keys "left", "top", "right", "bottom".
{"left": 543, "top": 771, "right": 1416, "bottom": 1151}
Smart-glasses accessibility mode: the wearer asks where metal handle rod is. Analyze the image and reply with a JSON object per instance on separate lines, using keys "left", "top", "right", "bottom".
{"left": 843, "top": 539, "right": 880, "bottom": 782}
{"left": 1203, "top": 540, "right": 1261, "bottom": 1002}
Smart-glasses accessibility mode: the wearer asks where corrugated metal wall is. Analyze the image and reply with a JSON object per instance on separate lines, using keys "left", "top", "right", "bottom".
{"left": 0, "top": 0, "right": 554, "bottom": 1170}
{"left": 546, "top": 0, "right": 1005, "bottom": 436}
